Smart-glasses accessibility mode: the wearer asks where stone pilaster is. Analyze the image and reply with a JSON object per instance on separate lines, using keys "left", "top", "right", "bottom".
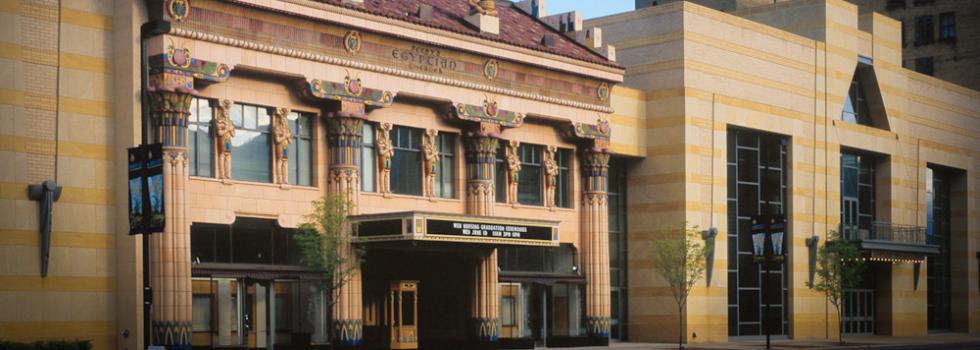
{"left": 325, "top": 109, "right": 365, "bottom": 345}
{"left": 581, "top": 147, "right": 611, "bottom": 343}
{"left": 148, "top": 87, "right": 195, "bottom": 350}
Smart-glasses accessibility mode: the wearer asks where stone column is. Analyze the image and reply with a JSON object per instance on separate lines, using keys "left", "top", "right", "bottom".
{"left": 148, "top": 86, "right": 195, "bottom": 350}
{"left": 463, "top": 125, "right": 501, "bottom": 345}
{"left": 581, "top": 147, "right": 611, "bottom": 344}
{"left": 325, "top": 109, "right": 365, "bottom": 345}
{"left": 464, "top": 127, "right": 499, "bottom": 216}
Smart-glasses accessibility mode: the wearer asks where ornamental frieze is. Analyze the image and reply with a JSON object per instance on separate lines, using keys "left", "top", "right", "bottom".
{"left": 175, "top": 0, "right": 614, "bottom": 108}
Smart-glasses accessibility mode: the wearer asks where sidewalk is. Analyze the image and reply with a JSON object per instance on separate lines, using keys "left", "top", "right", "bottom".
{"left": 561, "top": 333, "right": 980, "bottom": 350}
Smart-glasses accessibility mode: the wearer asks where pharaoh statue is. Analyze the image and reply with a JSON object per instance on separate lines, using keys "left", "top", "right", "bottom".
{"left": 213, "top": 100, "right": 235, "bottom": 180}
{"left": 377, "top": 122, "right": 394, "bottom": 194}
{"left": 543, "top": 145, "right": 558, "bottom": 207}
{"left": 422, "top": 129, "right": 440, "bottom": 198}
{"left": 272, "top": 108, "right": 292, "bottom": 185}
{"left": 505, "top": 140, "right": 521, "bottom": 205}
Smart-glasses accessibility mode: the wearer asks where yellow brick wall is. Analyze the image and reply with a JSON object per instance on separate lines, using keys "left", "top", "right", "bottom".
{"left": 0, "top": 0, "right": 119, "bottom": 348}
{"left": 589, "top": 0, "right": 979, "bottom": 343}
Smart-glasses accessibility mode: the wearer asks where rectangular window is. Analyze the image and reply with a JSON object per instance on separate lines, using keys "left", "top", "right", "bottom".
{"left": 390, "top": 126, "right": 422, "bottom": 196}
{"left": 495, "top": 143, "right": 507, "bottom": 203}
{"left": 915, "top": 15, "right": 934, "bottom": 45}
{"left": 939, "top": 12, "right": 955, "bottom": 41}
{"left": 840, "top": 152, "right": 876, "bottom": 240}
{"left": 556, "top": 148, "right": 572, "bottom": 208}
{"left": 287, "top": 112, "right": 313, "bottom": 186}
{"left": 192, "top": 294, "right": 212, "bottom": 332}
{"left": 518, "top": 144, "right": 543, "bottom": 206}
{"left": 361, "top": 123, "right": 376, "bottom": 192}
{"left": 886, "top": 0, "right": 906, "bottom": 10}
{"left": 188, "top": 98, "right": 213, "bottom": 177}
{"left": 436, "top": 133, "right": 456, "bottom": 198}
{"left": 231, "top": 104, "right": 273, "bottom": 183}
{"left": 915, "top": 56, "right": 935, "bottom": 76}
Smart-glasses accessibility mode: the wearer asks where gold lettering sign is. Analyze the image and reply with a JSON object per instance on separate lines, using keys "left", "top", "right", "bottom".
{"left": 388, "top": 45, "right": 462, "bottom": 75}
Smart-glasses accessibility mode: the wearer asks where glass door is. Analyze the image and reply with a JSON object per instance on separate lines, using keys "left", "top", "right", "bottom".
{"left": 387, "top": 280, "right": 419, "bottom": 350}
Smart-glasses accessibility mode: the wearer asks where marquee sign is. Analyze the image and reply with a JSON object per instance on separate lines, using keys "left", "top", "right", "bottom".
{"left": 350, "top": 212, "right": 559, "bottom": 247}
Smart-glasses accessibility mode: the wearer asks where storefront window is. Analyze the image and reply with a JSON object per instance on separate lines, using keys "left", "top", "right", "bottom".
{"left": 287, "top": 112, "right": 313, "bottom": 186}
{"left": 518, "top": 144, "right": 543, "bottom": 206}
{"left": 495, "top": 143, "right": 507, "bottom": 203}
{"left": 436, "top": 133, "right": 456, "bottom": 198}
{"left": 188, "top": 98, "right": 213, "bottom": 177}
{"left": 361, "top": 123, "right": 376, "bottom": 192}
{"left": 556, "top": 148, "right": 572, "bottom": 208}
{"left": 190, "top": 218, "right": 300, "bottom": 265}
{"left": 231, "top": 103, "right": 273, "bottom": 183}
{"left": 391, "top": 126, "right": 422, "bottom": 196}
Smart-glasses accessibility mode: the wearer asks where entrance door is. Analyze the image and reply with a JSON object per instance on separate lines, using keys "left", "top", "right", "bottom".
{"left": 195, "top": 277, "right": 332, "bottom": 349}
{"left": 387, "top": 280, "right": 419, "bottom": 350}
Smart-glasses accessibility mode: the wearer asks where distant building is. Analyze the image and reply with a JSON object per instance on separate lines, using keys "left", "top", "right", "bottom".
{"left": 635, "top": 0, "right": 790, "bottom": 12}
{"left": 638, "top": 0, "right": 980, "bottom": 91}
{"left": 847, "top": 0, "right": 980, "bottom": 91}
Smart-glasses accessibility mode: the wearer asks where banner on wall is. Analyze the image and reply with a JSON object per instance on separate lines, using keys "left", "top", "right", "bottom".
{"left": 128, "top": 144, "right": 165, "bottom": 235}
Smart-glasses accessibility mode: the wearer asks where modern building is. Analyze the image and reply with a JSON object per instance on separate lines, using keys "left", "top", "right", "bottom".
{"left": 0, "top": 1, "right": 977, "bottom": 350}
{"left": 586, "top": 0, "right": 979, "bottom": 343}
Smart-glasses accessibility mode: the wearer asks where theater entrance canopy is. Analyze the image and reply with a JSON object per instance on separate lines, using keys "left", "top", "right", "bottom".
{"left": 351, "top": 211, "right": 560, "bottom": 247}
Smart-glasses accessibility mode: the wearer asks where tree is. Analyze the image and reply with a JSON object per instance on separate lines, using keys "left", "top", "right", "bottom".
{"left": 652, "top": 223, "right": 713, "bottom": 350}
{"left": 806, "top": 230, "right": 865, "bottom": 345}
{"left": 293, "top": 194, "right": 362, "bottom": 343}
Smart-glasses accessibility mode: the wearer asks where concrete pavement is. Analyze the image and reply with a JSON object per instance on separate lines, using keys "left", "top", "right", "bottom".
{"left": 558, "top": 333, "right": 980, "bottom": 350}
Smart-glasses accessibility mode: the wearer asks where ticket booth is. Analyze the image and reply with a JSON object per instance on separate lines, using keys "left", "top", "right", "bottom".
{"left": 387, "top": 280, "right": 419, "bottom": 350}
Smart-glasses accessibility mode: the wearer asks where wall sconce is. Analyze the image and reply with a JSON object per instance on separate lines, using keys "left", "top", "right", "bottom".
{"left": 805, "top": 235, "right": 820, "bottom": 287}
{"left": 702, "top": 227, "right": 718, "bottom": 287}
{"left": 27, "top": 180, "right": 62, "bottom": 278}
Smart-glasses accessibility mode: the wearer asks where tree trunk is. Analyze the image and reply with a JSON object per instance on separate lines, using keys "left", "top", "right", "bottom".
{"left": 678, "top": 303, "right": 684, "bottom": 350}
{"left": 837, "top": 305, "right": 844, "bottom": 346}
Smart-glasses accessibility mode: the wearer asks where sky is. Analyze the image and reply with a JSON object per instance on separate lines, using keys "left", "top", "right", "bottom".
{"left": 517, "top": 0, "right": 636, "bottom": 19}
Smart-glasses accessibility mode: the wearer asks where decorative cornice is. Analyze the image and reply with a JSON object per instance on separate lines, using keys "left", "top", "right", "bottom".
{"left": 451, "top": 96, "right": 525, "bottom": 128}
{"left": 168, "top": 27, "right": 615, "bottom": 113}
{"left": 301, "top": 76, "right": 395, "bottom": 109}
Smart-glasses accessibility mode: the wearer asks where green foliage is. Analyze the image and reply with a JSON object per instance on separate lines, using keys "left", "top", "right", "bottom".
{"left": 0, "top": 340, "right": 92, "bottom": 350}
{"left": 652, "top": 223, "right": 712, "bottom": 349}
{"left": 806, "top": 230, "right": 865, "bottom": 345}
{"left": 293, "top": 194, "right": 361, "bottom": 309}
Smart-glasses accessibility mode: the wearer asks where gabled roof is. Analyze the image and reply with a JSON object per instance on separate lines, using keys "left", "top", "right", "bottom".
{"left": 315, "top": 0, "right": 621, "bottom": 68}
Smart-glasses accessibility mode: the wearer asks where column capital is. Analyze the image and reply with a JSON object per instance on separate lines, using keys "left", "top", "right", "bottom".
{"left": 448, "top": 96, "right": 524, "bottom": 128}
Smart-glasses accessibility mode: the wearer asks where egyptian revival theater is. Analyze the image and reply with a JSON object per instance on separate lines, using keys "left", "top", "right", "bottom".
{"left": 0, "top": 0, "right": 978, "bottom": 349}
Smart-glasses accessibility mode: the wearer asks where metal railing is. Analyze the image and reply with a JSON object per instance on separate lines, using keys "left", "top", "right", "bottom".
{"left": 841, "top": 221, "right": 929, "bottom": 245}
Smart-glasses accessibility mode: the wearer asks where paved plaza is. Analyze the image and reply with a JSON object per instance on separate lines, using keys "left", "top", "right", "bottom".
{"left": 560, "top": 333, "right": 980, "bottom": 349}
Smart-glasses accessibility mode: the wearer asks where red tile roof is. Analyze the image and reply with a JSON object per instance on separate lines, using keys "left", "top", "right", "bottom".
{"left": 315, "top": 0, "right": 621, "bottom": 68}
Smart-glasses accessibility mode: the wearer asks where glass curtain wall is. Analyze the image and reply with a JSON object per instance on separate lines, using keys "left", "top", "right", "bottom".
{"left": 726, "top": 128, "right": 789, "bottom": 336}
{"left": 927, "top": 167, "right": 952, "bottom": 330}
{"left": 608, "top": 158, "right": 628, "bottom": 340}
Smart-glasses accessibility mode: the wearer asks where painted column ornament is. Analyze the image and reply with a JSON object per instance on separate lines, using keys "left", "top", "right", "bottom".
{"left": 543, "top": 145, "right": 559, "bottom": 208}
{"left": 272, "top": 107, "right": 292, "bottom": 185}
{"left": 504, "top": 140, "right": 521, "bottom": 205}
{"left": 422, "top": 129, "right": 440, "bottom": 198}
{"left": 213, "top": 100, "right": 235, "bottom": 180}
{"left": 377, "top": 122, "right": 394, "bottom": 195}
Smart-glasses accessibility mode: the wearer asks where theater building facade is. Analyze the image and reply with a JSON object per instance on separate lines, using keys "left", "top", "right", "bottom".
{"left": 0, "top": 0, "right": 978, "bottom": 350}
